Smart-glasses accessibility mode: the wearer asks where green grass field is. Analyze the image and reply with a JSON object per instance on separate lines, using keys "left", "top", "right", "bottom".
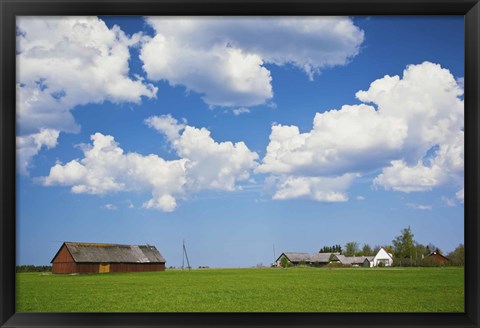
{"left": 16, "top": 267, "right": 464, "bottom": 312}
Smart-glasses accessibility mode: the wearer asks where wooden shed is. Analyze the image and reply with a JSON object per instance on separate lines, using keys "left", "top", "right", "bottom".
{"left": 425, "top": 251, "right": 450, "bottom": 265}
{"left": 51, "top": 242, "right": 166, "bottom": 274}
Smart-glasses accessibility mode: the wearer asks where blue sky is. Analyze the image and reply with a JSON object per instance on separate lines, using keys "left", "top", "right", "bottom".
{"left": 16, "top": 16, "right": 464, "bottom": 267}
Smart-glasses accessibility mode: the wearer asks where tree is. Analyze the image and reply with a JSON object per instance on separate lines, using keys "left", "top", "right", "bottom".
{"left": 319, "top": 245, "right": 342, "bottom": 253}
{"left": 319, "top": 246, "right": 332, "bottom": 253}
{"left": 344, "top": 242, "right": 360, "bottom": 257}
{"left": 426, "top": 243, "right": 442, "bottom": 255}
{"left": 335, "top": 244, "right": 343, "bottom": 253}
{"left": 447, "top": 244, "right": 464, "bottom": 266}
{"left": 392, "top": 226, "right": 416, "bottom": 259}
{"left": 361, "top": 244, "right": 373, "bottom": 256}
{"left": 279, "top": 256, "right": 290, "bottom": 268}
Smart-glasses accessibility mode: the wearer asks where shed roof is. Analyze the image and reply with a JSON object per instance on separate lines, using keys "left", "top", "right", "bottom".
{"left": 52, "top": 242, "right": 166, "bottom": 264}
{"left": 333, "top": 255, "right": 372, "bottom": 265}
{"left": 426, "top": 251, "right": 449, "bottom": 262}
{"left": 311, "top": 253, "right": 337, "bottom": 263}
{"left": 277, "top": 252, "right": 311, "bottom": 263}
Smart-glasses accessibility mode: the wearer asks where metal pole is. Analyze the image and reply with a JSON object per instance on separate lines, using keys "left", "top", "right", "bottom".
{"left": 182, "top": 239, "right": 184, "bottom": 270}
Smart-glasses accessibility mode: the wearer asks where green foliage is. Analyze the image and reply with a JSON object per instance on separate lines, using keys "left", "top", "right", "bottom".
{"left": 414, "top": 243, "right": 429, "bottom": 258}
{"left": 392, "top": 226, "right": 416, "bottom": 259}
{"left": 324, "top": 262, "right": 352, "bottom": 268}
{"left": 426, "top": 243, "right": 442, "bottom": 255}
{"left": 447, "top": 244, "right": 464, "bottom": 266}
{"left": 16, "top": 267, "right": 464, "bottom": 312}
{"left": 279, "top": 256, "right": 289, "bottom": 268}
{"left": 299, "top": 259, "right": 307, "bottom": 266}
{"left": 361, "top": 244, "right": 373, "bottom": 256}
{"left": 344, "top": 242, "right": 360, "bottom": 257}
{"left": 421, "top": 256, "right": 447, "bottom": 267}
{"left": 16, "top": 265, "right": 52, "bottom": 273}
{"left": 319, "top": 245, "right": 342, "bottom": 253}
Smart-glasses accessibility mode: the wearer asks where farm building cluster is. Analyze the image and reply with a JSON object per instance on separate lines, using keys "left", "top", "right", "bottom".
{"left": 276, "top": 247, "right": 394, "bottom": 267}
{"left": 51, "top": 242, "right": 166, "bottom": 274}
{"left": 275, "top": 247, "right": 450, "bottom": 268}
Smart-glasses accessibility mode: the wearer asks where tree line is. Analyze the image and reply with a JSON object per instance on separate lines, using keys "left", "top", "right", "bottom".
{"left": 318, "top": 226, "right": 464, "bottom": 266}
{"left": 16, "top": 265, "right": 52, "bottom": 273}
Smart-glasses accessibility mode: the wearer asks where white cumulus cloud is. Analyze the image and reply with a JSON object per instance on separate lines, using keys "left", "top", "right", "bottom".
{"left": 16, "top": 16, "right": 157, "bottom": 173}
{"left": 41, "top": 116, "right": 259, "bottom": 212}
{"left": 232, "top": 108, "right": 251, "bottom": 116}
{"left": 17, "top": 128, "right": 60, "bottom": 175}
{"left": 270, "top": 174, "right": 356, "bottom": 202}
{"left": 406, "top": 203, "right": 432, "bottom": 211}
{"left": 146, "top": 114, "right": 259, "bottom": 191}
{"left": 258, "top": 62, "right": 464, "bottom": 201}
{"left": 456, "top": 188, "right": 464, "bottom": 204}
{"left": 103, "top": 204, "right": 118, "bottom": 210}
{"left": 140, "top": 16, "right": 364, "bottom": 107}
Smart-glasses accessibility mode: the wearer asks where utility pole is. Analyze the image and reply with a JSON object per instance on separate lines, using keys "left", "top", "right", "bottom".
{"left": 273, "top": 244, "right": 276, "bottom": 266}
{"left": 182, "top": 239, "right": 191, "bottom": 270}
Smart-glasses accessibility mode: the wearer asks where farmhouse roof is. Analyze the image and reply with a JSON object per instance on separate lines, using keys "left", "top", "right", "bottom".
{"left": 277, "top": 252, "right": 311, "bottom": 263}
{"left": 426, "top": 251, "right": 450, "bottom": 262}
{"left": 333, "top": 255, "right": 372, "bottom": 265}
{"left": 52, "top": 242, "right": 166, "bottom": 264}
{"left": 311, "top": 253, "right": 337, "bottom": 263}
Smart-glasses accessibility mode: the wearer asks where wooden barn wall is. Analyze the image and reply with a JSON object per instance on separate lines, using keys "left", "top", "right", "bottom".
{"left": 76, "top": 263, "right": 100, "bottom": 274}
{"left": 52, "top": 244, "right": 74, "bottom": 263}
{"left": 110, "top": 263, "right": 165, "bottom": 272}
{"left": 52, "top": 245, "right": 77, "bottom": 274}
{"left": 52, "top": 262, "right": 77, "bottom": 274}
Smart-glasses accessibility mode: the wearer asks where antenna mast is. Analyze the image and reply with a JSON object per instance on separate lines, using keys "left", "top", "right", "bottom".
{"left": 182, "top": 239, "right": 191, "bottom": 270}
{"left": 273, "top": 244, "right": 276, "bottom": 265}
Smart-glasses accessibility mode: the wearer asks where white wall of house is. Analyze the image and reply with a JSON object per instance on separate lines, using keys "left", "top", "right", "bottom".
{"left": 373, "top": 248, "right": 393, "bottom": 267}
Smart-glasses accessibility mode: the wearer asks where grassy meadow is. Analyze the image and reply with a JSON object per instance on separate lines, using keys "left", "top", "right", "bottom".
{"left": 16, "top": 267, "right": 464, "bottom": 312}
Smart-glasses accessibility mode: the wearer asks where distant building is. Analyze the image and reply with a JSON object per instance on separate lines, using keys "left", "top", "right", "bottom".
{"left": 275, "top": 252, "right": 311, "bottom": 267}
{"left": 310, "top": 253, "right": 339, "bottom": 267}
{"left": 332, "top": 254, "right": 374, "bottom": 267}
{"left": 51, "top": 242, "right": 166, "bottom": 274}
{"left": 371, "top": 247, "right": 393, "bottom": 267}
{"left": 276, "top": 247, "right": 393, "bottom": 268}
{"left": 425, "top": 251, "right": 450, "bottom": 265}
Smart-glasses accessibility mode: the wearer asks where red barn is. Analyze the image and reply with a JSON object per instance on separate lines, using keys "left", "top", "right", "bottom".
{"left": 51, "top": 242, "right": 166, "bottom": 274}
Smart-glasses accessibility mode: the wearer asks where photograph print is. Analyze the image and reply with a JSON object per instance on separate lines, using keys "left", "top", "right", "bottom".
{"left": 16, "top": 15, "right": 464, "bottom": 312}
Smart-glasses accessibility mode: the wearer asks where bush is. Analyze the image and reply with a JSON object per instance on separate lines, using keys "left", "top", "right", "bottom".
{"left": 421, "top": 257, "right": 446, "bottom": 267}
{"left": 324, "top": 262, "right": 352, "bottom": 269}
{"left": 16, "top": 265, "right": 52, "bottom": 273}
{"left": 392, "top": 257, "right": 447, "bottom": 267}
{"left": 280, "top": 256, "right": 290, "bottom": 268}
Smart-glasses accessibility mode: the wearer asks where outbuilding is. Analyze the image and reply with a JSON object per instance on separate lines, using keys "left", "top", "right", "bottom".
{"left": 51, "top": 242, "right": 166, "bottom": 274}
{"left": 424, "top": 251, "right": 450, "bottom": 265}
{"left": 371, "top": 247, "right": 393, "bottom": 267}
{"left": 275, "top": 252, "right": 311, "bottom": 267}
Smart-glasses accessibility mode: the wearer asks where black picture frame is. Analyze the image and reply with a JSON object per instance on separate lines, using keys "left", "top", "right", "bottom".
{"left": 1, "top": 0, "right": 479, "bottom": 327}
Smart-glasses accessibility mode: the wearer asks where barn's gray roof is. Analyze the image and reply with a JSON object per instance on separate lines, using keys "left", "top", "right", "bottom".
{"left": 60, "top": 242, "right": 166, "bottom": 263}
{"left": 333, "top": 255, "right": 372, "bottom": 265}
{"left": 311, "top": 253, "right": 337, "bottom": 263}
{"left": 278, "top": 252, "right": 311, "bottom": 263}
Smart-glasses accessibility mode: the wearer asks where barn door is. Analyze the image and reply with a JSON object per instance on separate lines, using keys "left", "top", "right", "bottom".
{"left": 99, "top": 263, "right": 110, "bottom": 273}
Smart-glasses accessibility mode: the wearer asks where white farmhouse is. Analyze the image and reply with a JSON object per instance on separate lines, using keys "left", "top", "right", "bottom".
{"left": 371, "top": 247, "right": 393, "bottom": 267}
